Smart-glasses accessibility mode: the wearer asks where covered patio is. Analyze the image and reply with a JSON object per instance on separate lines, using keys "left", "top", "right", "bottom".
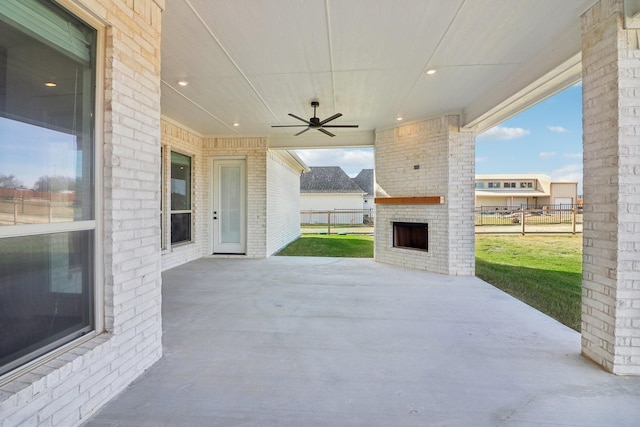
{"left": 3, "top": 1, "right": 640, "bottom": 424}
{"left": 85, "top": 257, "right": 640, "bottom": 426}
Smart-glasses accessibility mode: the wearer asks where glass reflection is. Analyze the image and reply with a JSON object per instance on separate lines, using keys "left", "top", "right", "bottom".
{"left": 0, "top": 231, "right": 94, "bottom": 374}
{"left": 0, "top": 117, "right": 93, "bottom": 224}
{"left": 0, "top": 8, "right": 94, "bottom": 226}
{"left": 170, "top": 152, "right": 192, "bottom": 244}
{"left": 170, "top": 152, "right": 191, "bottom": 210}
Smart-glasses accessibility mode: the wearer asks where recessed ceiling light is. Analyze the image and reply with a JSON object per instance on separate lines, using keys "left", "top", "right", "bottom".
{"left": 233, "top": 122, "right": 240, "bottom": 127}
{"left": 44, "top": 81, "right": 57, "bottom": 87}
{"left": 426, "top": 69, "right": 437, "bottom": 75}
{"left": 177, "top": 79, "right": 189, "bottom": 87}
{"left": 396, "top": 117, "right": 403, "bottom": 121}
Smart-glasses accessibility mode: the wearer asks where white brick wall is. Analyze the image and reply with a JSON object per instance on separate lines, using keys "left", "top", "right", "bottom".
{"left": 160, "top": 119, "right": 206, "bottom": 270}
{"left": 159, "top": 122, "right": 305, "bottom": 265}
{"left": 203, "top": 137, "right": 269, "bottom": 258}
{"left": 581, "top": 0, "right": 640, "bottom": 375}
{"left": 161, "top": 123, "right": 295, "bottom": 264}
{"left": 266, "top": 151, "right": 303, "bottom": 255}
{"left": 446, "top": 121, "right": 476, "bottom": 276}
{"left": 0, "top": 1, "right": 164, "bottom": 425}
{"left": 374, "top": 116, "right": 475, "bottom": 275}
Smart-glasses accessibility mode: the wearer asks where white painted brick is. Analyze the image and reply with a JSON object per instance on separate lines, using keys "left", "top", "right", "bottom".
{"left": 374, "top": 116, "right": 475, "bottom": 275}
{"left": 266, "top": 151, "right": 304, "bottom": 255}
{"left": 581, "top": 0, "right": 640, "bottom": 374}
{"left": 2, "top": 1, "right": 164, "bottom": 425}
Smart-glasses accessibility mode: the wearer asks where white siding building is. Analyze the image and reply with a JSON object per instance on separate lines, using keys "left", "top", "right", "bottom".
{"left": 300, "top": 166, "right": 367, "bottom": 224}
{"left": 475, "top": 174, "right": 578, "bottom": 208}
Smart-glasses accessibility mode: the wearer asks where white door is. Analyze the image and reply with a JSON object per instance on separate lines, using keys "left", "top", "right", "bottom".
{"left": 212, "top": 159, "right": 246, "bottom": 254}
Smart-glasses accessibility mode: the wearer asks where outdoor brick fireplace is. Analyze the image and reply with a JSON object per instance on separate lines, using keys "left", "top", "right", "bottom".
{"left": 373, "top": 116, "right": 475, "bottom": 276}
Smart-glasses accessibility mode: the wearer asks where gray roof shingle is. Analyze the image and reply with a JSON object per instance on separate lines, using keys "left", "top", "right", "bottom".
{"left": 352, "top": 169, "right": 373, "bottom": 196}
{"left": 300, "top": 166, "right": 365, "bottom": 193}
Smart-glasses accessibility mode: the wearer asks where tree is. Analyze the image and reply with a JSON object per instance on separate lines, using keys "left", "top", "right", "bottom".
{"left": 0, "top": 173, "right": 25, "bottom": 189}
{"left": 32, "top": 175, "right": 76, "bottom": 192}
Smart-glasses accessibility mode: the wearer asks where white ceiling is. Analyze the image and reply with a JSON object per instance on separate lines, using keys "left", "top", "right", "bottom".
{"left": 161, "top": 0, "right": 595, "bottom": 146}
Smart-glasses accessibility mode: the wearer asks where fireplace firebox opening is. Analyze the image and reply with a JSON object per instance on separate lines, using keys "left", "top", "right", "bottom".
{"left": 393, "top": 222, "right": 428, "bottom": 252}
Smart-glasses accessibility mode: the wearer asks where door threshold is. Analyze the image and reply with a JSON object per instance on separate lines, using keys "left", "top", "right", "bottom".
{"left": 208, "top": 253, "right": 247, "bottom": 258}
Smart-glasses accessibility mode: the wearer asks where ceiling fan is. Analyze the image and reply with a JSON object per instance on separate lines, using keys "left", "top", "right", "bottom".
{"left": 272, "top": 101, "right": 358, "bottom": 137}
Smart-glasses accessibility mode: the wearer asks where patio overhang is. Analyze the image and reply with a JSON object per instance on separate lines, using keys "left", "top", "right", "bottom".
{"left": 160, "top": 0, "right": 596, "bottom": 138}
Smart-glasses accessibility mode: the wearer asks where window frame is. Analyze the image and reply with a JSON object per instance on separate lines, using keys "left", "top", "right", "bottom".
{"left": 0, "top": 0, "right": 104, "bottom": 382}
{"left": 169, "top": 150, "right": 193, "bottom": 245}
{"left": 160, "top": 145, "right": 166, "bottom": 250}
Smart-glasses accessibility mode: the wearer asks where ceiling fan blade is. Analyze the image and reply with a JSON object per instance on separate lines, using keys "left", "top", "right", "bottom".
{"left": 271, "top": 124, "right": 309, "bottom": 128}
{"left": 321, "top": 124, "right": 359, "bottom": 128}
{"left": 319, "top": 113, "right": 342, "bottom": 125}
{"left": 288, "top": 113, "right": 312, "bottom": 125}
{"left": 295, "top": 127, "right": 311, "bottom": 136}
{"left": 318, "top": 128, "right": 335, "bottom": 137}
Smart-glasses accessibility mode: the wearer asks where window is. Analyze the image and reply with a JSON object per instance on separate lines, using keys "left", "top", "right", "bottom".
{"left": 504, "top": 182, "right": 516, "bottom": 188}
{"left": 170, "top": 152, "right": 192, "bottom": 244}
{"left": 160, "top": 146, "right": 165, "bottom": 250}
{"left": 488, "top": 182, "right": 500, "bottom": 188}
{"left": 520, "top": 182, "right": 533, "bottom": 188}
{"left": 475, "top": 182, "right": 485, "bottom": 189}
{"left": 0, "top": 0, "right": 96, "bottom": 375}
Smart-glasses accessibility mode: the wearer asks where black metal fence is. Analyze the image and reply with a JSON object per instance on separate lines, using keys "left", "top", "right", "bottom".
{"left": 475, "top": 204, "right": 583, "bottom": 234}
{"left": 299, "top": 205, "right": 583, "bottom": 235}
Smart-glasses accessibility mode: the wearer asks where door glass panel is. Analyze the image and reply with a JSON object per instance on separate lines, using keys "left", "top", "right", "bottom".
{"left": 220, "top": 165, "right": 241, "bottom": 244}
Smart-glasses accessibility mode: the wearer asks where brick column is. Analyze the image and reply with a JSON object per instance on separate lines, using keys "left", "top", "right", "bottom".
{"left": 581, "top": 0, "right": 640, "bottom": 375}
{"left": 374, "top": 115, "right": 475, "bottom": 275}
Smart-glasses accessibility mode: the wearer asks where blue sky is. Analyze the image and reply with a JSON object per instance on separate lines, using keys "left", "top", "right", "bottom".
{"left": 476, "top": 83, "right": 583, "bottom": 193}
{"left": 296, "top": 83, "right": 583, "bottom": 194}
{"left": 0, "top": 117, "right": 78, "bottom": 188}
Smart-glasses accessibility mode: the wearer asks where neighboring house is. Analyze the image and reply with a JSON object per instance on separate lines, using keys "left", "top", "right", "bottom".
{"left": 475, "top": 174, "right": 578, "bottom": 209}
{"left": 300, "top": 166, "right": 366, "bottom": 224}
{"left": 352, "top": 169, "right": 375, "bottom": 210}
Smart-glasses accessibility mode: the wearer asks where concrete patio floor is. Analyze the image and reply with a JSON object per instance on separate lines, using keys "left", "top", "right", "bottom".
{"left": 84, "top": 257, "right": 640, "bottom": 427}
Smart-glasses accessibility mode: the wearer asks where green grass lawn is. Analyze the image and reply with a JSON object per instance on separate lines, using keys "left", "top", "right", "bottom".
{"left": 276, "top": 234, "right": 374, "bottom": 258}
{"left": 475, "top": 234, "right": 582, "bottom": 331}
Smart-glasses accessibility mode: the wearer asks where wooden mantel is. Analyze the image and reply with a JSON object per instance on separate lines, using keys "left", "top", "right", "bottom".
{"left": 374, "top": 196, "right": 444, "bottom": 205}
